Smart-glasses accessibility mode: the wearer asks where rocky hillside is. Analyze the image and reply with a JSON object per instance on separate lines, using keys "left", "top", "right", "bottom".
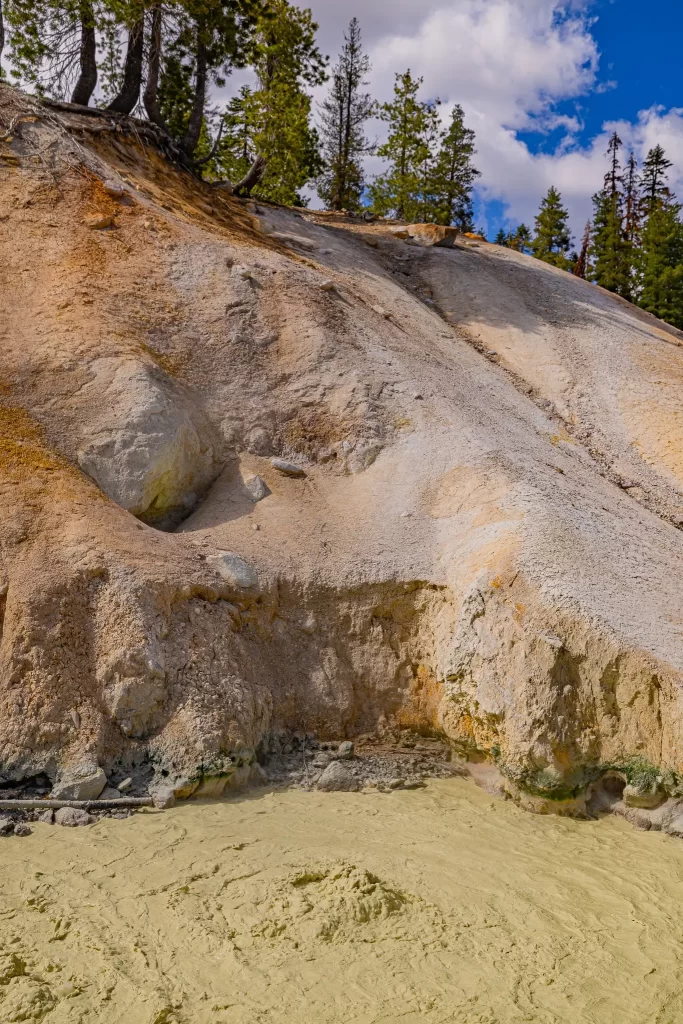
{"left": 2, "top": 84, "right": 683, "bottom": 812}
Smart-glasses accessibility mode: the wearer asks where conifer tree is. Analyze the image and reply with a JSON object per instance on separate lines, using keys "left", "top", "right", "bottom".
{"left": 531, "top": 187, "right": 572, "bottom": 268}
{"left": 509, "top": 223, "right": 532, "bottom": 253}
{"left": 590, "top": 133, "right": 630, "bottom": 296}
{"left": 494, "top": 228, "right": 507, "bottom": 246}
{"left": 429, "top": 103, "right": 480, "bottom": 228}
{"left": 638, "top": 146, "right": 683, "bottom": 328}
{"left": 368, "top": 70, "right": 434, "bottom": 222}
{"left": 225, "top": 0, "right": 326, "bottom": 203}
{"left": 317, "top": 18, "right": 375, "bottom": 212}
{"left": 639, "top": 201, "right": 683, "bottom": 328}
{"left": 573, "top": 221, "right": 591, "bottom": 278}
{"left": 640, "top": 145, "right": 673, "bottom": 216}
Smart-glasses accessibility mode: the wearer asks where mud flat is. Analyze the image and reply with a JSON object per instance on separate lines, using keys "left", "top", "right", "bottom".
{"left": 1, "top": 780, "right": 683, "bottom": 1023}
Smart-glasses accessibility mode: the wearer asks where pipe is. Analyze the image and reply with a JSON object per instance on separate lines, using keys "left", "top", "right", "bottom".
{"left": 0, "top": 798, "right": 154, "bottom": 810}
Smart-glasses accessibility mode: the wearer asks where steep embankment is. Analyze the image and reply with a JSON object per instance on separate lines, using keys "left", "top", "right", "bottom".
{"left": 2, "top": 84, "right": 683, "bottom": 814}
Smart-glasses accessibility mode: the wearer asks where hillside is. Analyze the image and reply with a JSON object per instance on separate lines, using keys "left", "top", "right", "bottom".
{"left": 2, "top": 83, "right": 683, "bottom": 814}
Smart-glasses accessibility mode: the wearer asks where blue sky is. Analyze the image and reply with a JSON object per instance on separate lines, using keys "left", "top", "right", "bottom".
{"left": 304, "top": 0, "right": 683, "bottom": 241}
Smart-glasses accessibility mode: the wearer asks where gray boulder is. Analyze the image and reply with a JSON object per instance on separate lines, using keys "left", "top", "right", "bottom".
{"left": 208, "top": 552, "right": 259, "bottom": 588}
{"left": 245, "top": 475, "right": 270, "bottom": 502}
{"left": 317, "top": 761, "right": 360, "bottom": 792}
{"left": 51, "top": 767, "right": 107, "bottom": 801}
{"left": 55, "top": 807, "right": 93, "bottom": 827}
{"left": 336, "top": 741, "right": 355, "bottom": 761}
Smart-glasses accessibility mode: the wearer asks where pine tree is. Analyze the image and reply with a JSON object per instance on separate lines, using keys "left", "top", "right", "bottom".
{"left": 509, "top": 223, "right": 531, "bottom": 253}
{"left": 229, "top": 0, "right": 327, "bottom": 204}
{"left": 573, "top": 221, "right": 591, "bottom": 279}
{"left": 368, "top": 70, "right": 435, "bottom": 222}
{"left": 640, "top": 145, "right": 673, "bottom": 216}
{"left": 639, "top": 203, "right": 683, "bottom": 328}
{"left": 429, "top": 103, "right": 480, "bottom": 228}
{"left": 316, "top": 18, "right": 375, "bottom": 212}
{"left": 494, "top": 228, "right": 507, "bottom": 246}
{"left": 531, "top": 187, "right": 572, "bottom": 269}
{"left": 638, "top": 147, "right": 683, "bottom": 329}
{"left": 5, "top": 0, "right": 102, "bottom": 103}
{"left": 590, "top": 132, "right": 630, "bottom": 296}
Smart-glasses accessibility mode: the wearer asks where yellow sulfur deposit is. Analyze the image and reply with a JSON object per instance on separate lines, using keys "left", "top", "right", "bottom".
{"left": 2, "top": 780, "right": 683, "bottom": 1023}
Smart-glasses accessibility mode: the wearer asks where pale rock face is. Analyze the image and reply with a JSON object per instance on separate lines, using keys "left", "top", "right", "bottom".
{"left": 76, "top": 358, "right": 221, "bottom": 526}
{"left": 51, "top": 768, "right": 107, "bottom": 801}
{"left": 5, "top": 85, "right": 683, "bottom": 816}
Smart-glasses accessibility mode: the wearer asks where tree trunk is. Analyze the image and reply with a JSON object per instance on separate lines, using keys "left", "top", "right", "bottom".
{"left": 234, "top": 154, "right": 267, "bottom": 196}
{"left": 71, "top": 0, "right": 98, "bottom": 106}
{"left": 181, "top": 36, "right": 207, "bottom": 156}
{"left": 107, "top": 17, "right": 144, "bottom": 114}
{"left": 143, "top": 6, "right": 168, "bottom": 130}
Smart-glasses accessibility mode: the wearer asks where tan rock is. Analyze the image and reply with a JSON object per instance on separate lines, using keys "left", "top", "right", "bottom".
{"left": 404, "top": 224, "right": 459, "bottom": 248}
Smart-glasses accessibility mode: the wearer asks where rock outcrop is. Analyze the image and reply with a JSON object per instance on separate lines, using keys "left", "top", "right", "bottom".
{"left": 2, "top": 84, "right": 683, "bottom": 813}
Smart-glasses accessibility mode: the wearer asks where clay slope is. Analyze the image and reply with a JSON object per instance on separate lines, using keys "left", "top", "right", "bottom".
{"left": 2, "top": 84, "right": 683, "bottom": 809}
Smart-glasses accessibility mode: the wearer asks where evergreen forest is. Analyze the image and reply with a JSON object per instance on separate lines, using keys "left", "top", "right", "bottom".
{"left": 1, "top": 0, "right": 682, "bottom": 329}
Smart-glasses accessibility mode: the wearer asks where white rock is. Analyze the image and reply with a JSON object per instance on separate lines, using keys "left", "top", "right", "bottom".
{"left": 271, "top": 458, "right": 306, "bottom": 478}
{"left": 76, "top": 358, "right": 220, "bottom": 524}
{"left": 118, "top": 778, "right": 132, "bottom": 792}
{"left": 208, "top": 552, "right": 259, "bottom": 588}
{"left": 51, "top": 767, "right": 107, "bottom": 801}
{"left": 320, "top": 280, "right": 337, "bottom": 292}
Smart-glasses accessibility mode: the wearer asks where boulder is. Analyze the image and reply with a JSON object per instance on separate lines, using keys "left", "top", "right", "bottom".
{"left": 55, "top": 807, "right": 93, "bottom": 827}
{"left": 271, "top": 458, "right": 306, "bottom": 478}
{"left": 13, "top": 823, "right": 32, "bottom": 837}
{"left": 623, "top": 783, "right": 665, "bottom": 809}
{"left": 76, "top": 358, "right": 220, "bottom": 527}
{"left": 51, "top": 767, "right": 107, "bottom": 801}
{"left": 0, "top": 817, "right": 14, "bottom": 836}
{"left": 99, "top": 787, "right": 122, "bottom": 801}
{"left": 244, "top": 475, "right": 270, "bottom": 502}
{"left": 317, "top": 761, "right": 360, "bottom": 792}
{"left": 404, "top": 224, "right": 459, "bottom": 248}
{"left": 208, "top": 552, "right": 258, "bottom": 588}
{"left": 151, "top": 787, "right": 176, "bottom": 809}
{"left": 336, "top": 741, "right": 355, "bottom": 761}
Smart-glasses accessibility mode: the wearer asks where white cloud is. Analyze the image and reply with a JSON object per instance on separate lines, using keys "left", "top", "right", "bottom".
{"left": 301, "top": 1, "right": 683, "bottom": 235}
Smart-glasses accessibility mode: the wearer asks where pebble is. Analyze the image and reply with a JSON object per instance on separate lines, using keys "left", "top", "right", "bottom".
{"left": 320, "top": 280, "right": 337, "bottom": 292}
{"left": 84, "top": 213, "right": 114, "bottom": 230}
{"left": 118, "top": 778, "right": 133, "bottom": 792}
{"left": 388, "top": 778, "right": 405, "bottom": 790}
{"left": 208, "top": 552, "right": 259, "bottom": 588}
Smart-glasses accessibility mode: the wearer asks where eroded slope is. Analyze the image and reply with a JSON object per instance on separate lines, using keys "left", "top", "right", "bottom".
{"left": 2, "top": 85, "right": 683, "bottom": 810}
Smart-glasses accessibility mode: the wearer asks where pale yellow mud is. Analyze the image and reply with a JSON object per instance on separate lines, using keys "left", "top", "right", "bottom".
{"left": 2, "top": 780, "right": 683, "bottom": 1023}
